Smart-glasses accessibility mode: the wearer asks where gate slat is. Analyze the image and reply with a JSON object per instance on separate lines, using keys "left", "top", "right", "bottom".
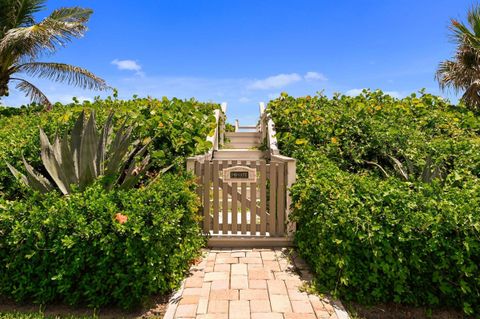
{"left": 231, "top": 160, "right": 238, "bottom": 234}
{"left": 195, "top": 161, "right": 202, "bottom": 203}
{"left": 222, "top": 160, "right": 229, "bottom": 235}
{"left": 269, "top": 162, "right": 277, "bottom": 236}
{"left": 277, "top": 162, "right": 286, "bottom": 235}
{"left": 203, "top": 161, "right": 211, "bottom": 233}
{"left": 241, "top": 160, "right": 247, "bottom": 234}
{"left": 250, "top": 160, "right": 257, "bottom": 236}
{"left": 259, "top": 160, "right": 267, "bottom": 235}
{"left": 213, "top": 160, "right": 219, "bottom": 234}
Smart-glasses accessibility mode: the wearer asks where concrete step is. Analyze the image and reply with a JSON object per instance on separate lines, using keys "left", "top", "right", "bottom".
{"left": 214, "top": 149, "right": 264, "bottom": 160}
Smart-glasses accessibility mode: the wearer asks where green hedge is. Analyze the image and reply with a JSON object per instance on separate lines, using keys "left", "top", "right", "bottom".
{"left": 0, "top": 96, "right": 218, "bottom": 199}
{"left": 268, "top": 90, "right": 480, "bottom": 315}
{"left": 0, "top": 173, "right": 205, "bottom": 309}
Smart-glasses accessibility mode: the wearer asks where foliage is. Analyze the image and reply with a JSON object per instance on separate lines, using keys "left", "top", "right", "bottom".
{"left": 0, "top": 0, "right": 107, "bottom": 109}
{"left": 0, "top": 173, "right": 206, "bottom": 309}
{"left": 436, "top": 5, "right": 480, "bottom": 112}
{"left": 0, "top": 96, "right": 218, "bottom": 199}
{"left": 7, "top": 111, "right": 152, "bottom": 194}
{"left": 268, "top": 90, "right": 480, "bottom": 315}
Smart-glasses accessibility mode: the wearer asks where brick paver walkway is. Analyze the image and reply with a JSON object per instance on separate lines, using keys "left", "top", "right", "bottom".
{"left": 164, "top": 248, "right": 349, "bottom": 319}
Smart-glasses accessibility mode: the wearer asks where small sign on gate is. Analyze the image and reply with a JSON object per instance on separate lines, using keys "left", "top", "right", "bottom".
{"left": 223, "top": 166, "right": 257, "bottom": 183}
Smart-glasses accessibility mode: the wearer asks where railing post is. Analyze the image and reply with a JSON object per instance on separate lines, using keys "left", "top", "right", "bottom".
{"left": 285, "top": 158, "right": 296, "bottom": 234}
{"left": 186, "top": 157, "right": 196, "bottom": 173}
{"left": 235, "top": 119, "right": 239, "bottom": 132}
{"left": 220, "top": 102, "right": 227, "bottom": 146}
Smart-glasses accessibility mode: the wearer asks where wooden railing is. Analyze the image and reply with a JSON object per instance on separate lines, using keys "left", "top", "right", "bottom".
{"left": 258, "top": 102, "right": 297, "bottom": 234}
{"left": 186, "top": 102, "right": 227, "bottom": 170}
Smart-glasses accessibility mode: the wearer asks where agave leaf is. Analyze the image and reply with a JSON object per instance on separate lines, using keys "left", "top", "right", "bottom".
{"left": 96, "top": 112, "right": 114, "bottom": 175}
{"left": 71, "top": 111, "right": 85, "bottom": 180}
{"left": 421, "top": 156, "right": 433, "bottom": 183}
{"left": 405, "top": 158, "right": 415, "bottom": 176}
{"left": 365, "top": 160, "right": 389, "bottom": 178}
{"left": 40, "top": 129, "right": 71, "bottom": 195}
{"left": 60, "top": 130, "right": 77, "bottom": 185}
{"left": 5, "top": 161, "right": 28, "bottom": 185}
{"left": 22, "top": 156, "right": 54, "bottom": 193}
{"left": 431, "top": 165, "right": 442, "bottom": 181}
{"left": 105, "top": 126, "right": 134, "bottom": 177}
{"left": 389, "top": 155, "right": 409, "bottom": 181}
{"left": 78, "top": 111, "right": 98, "bottom": 189}
{"left": 146, "top": 163, "right": 175, "bottom": 187}
{"left": 120, "top": 155, "right": 151, "bottom": 189}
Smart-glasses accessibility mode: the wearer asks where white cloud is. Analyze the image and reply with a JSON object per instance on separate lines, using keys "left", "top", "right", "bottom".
{"left": 238, "top": 97, "right": 251, "bottom": 103}
{"left": 345, "top": 88, "right": 365, "bottom": 96}
{"left": 248, "top": 73, "right": 302, "bottom": 90}
{"left": 268, "top": 92, "right": 280, "bottom": 100}
{"left": 345, "top": 88, "right": 402, "bottom": 98}
{"left": 111, "top": 59, "right": 143, "bottom": 75}
{"left": 304, "top": 71, "right": 327, "bottom": 82}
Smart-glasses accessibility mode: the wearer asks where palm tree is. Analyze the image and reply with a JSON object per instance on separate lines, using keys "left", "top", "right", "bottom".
{"left": 436, "top": 5, "right": 480, "bottom": 111}
{"left": 0, "top": 0, "right": 107, "bottom": 110}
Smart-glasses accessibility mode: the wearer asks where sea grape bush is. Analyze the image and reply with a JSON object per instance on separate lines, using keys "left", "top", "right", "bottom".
{"left": 268, "top": 90, "right": 480, "bottom": 315}
{"left": 0, "top": 96, "right": 218, "bottom": 198}
{"left": 0, "top": 173, "right": 205, "bottom": 309}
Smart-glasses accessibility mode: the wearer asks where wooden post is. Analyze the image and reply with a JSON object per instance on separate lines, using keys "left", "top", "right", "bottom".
{"left": 235, "top": 119, "right": 239, "bottom": 132}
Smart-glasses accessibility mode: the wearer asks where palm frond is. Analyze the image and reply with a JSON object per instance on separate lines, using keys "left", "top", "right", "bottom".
{"left": 16, "top": 62, "right": 108, "bottom": 90}
{"left": 0, "top": 6, "right": 92, "bottom": 58}
{"left": 0, "top": 0, "right": 44, "bottom": 31}
{"left": 10, "top": 77, "right": 51, "bottom": 108}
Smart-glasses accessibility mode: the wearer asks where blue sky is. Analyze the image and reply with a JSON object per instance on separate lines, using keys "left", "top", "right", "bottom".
{"left": 2, "top": 0, "right": 472, "bottom": 124}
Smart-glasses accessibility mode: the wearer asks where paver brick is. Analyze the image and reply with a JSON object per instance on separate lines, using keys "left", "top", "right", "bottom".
{"left": 291, "top": 300, "right": 314, "bottom": 313}
{"left": 231, "top": 264, "right": 248, "bottom": 276}
{"left": 184, "top": 276, "right": 204, "bottom": 288}
{"left": 240, "top": 257, "right": 263, "bottom": 264}
{"left": 231, "top": 251, "right": 246, "bottom": 258}
{"left": 248, "top": 279, "right": 267, "bottom": 289}
{"left": 197, "top": 297, "right": 209, "bottom": 314}
{"left": 267, "top": 280, "right": 287, "bottom": 295}
{"left": 210, "top": 289, "right": 239, "bottom": 300}
{"left": 251, "top": 313, "right": 283, "bottom": 319}
{"left": 248, "top": 269, "right": 273, "bottom": 280}
{"left": 231, "top": 275, "right": 248, "bottom": 289}
{"left": 239, "top": 289, "right": 269, "bottom": 300}
{"left": 211, "top": 279, "right": 229, "bottom": 290}
{"left": 246, "top": 251, "right": 261, "bottom": 258}
{"left": 229, "top": 300, "right": 250, "bottom": 319}
{"left": 214, "top": 264, "right": 231, "bottom": 272}
{"left": 287, "top": 289, "right": 309, "bottom": 301}
{"left": 179, "top": 295, "right": 200, "bottom": 305}
{"left": 204, "top": 272, "right": 229, "bottom": 282}
{"left": 208, "top": 300, "right": 229, "bottom": 313}
{"left": 175, "top": 304, "right": 197, "bottom": 317}
{"left": 197, "top": 314, "right": 228, "bottom": 319}
{"left": 250, "top": 299, "right": 271, "bottom": 313}
{"left": 270, "top": 294, "right": 292, "bottom": 312}
{"left": 260, "top": 251, "right": 276, "bottom": 260}
{"left": 216, "top": 257, "right": 239, "bottom": 264}
{"left": 182, "top": 287, "right": 202, "bottom": 296}
{"left": 284, "top": 313, "right": 316, "bottom": 319}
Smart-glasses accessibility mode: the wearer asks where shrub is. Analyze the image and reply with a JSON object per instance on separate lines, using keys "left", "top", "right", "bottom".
{"left": 0, "top": 173, "right": 206, "bottom": 309}
{"left": 0, "top": 96, "right": 218, "bottom": 198}
{"left": 268, "top": 90, "right": 480, "bottom": 315}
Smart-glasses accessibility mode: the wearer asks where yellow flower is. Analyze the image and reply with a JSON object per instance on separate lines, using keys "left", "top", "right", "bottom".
{"left": 331, "top": 137, "right": 338, "bottom": 144}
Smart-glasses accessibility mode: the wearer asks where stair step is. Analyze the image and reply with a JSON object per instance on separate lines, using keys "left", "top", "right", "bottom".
{"left": 225, "top": 142, "right": 260, "bottom": 149}
{"left": 225, "top": 132, "right": 260, "bottom": 138}
{"left": 214, "top": 149, "right": 264, "bottom": 160}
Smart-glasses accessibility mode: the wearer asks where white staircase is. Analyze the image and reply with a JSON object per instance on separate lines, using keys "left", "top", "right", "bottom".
{"left": 214, "top": 130, "right": 263, "bottom": 160}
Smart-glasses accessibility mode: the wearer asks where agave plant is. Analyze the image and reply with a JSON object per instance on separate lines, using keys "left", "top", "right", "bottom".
{"left": 366, "top": 155, "right": 444, "bottom": 183}
{"left": 6, "top": 111, "right": 151, "bottom": 194}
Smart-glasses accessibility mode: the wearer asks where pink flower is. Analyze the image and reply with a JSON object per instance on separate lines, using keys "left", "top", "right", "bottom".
{"left": 115, "top": 213, "right": 128, "bottom": 224}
